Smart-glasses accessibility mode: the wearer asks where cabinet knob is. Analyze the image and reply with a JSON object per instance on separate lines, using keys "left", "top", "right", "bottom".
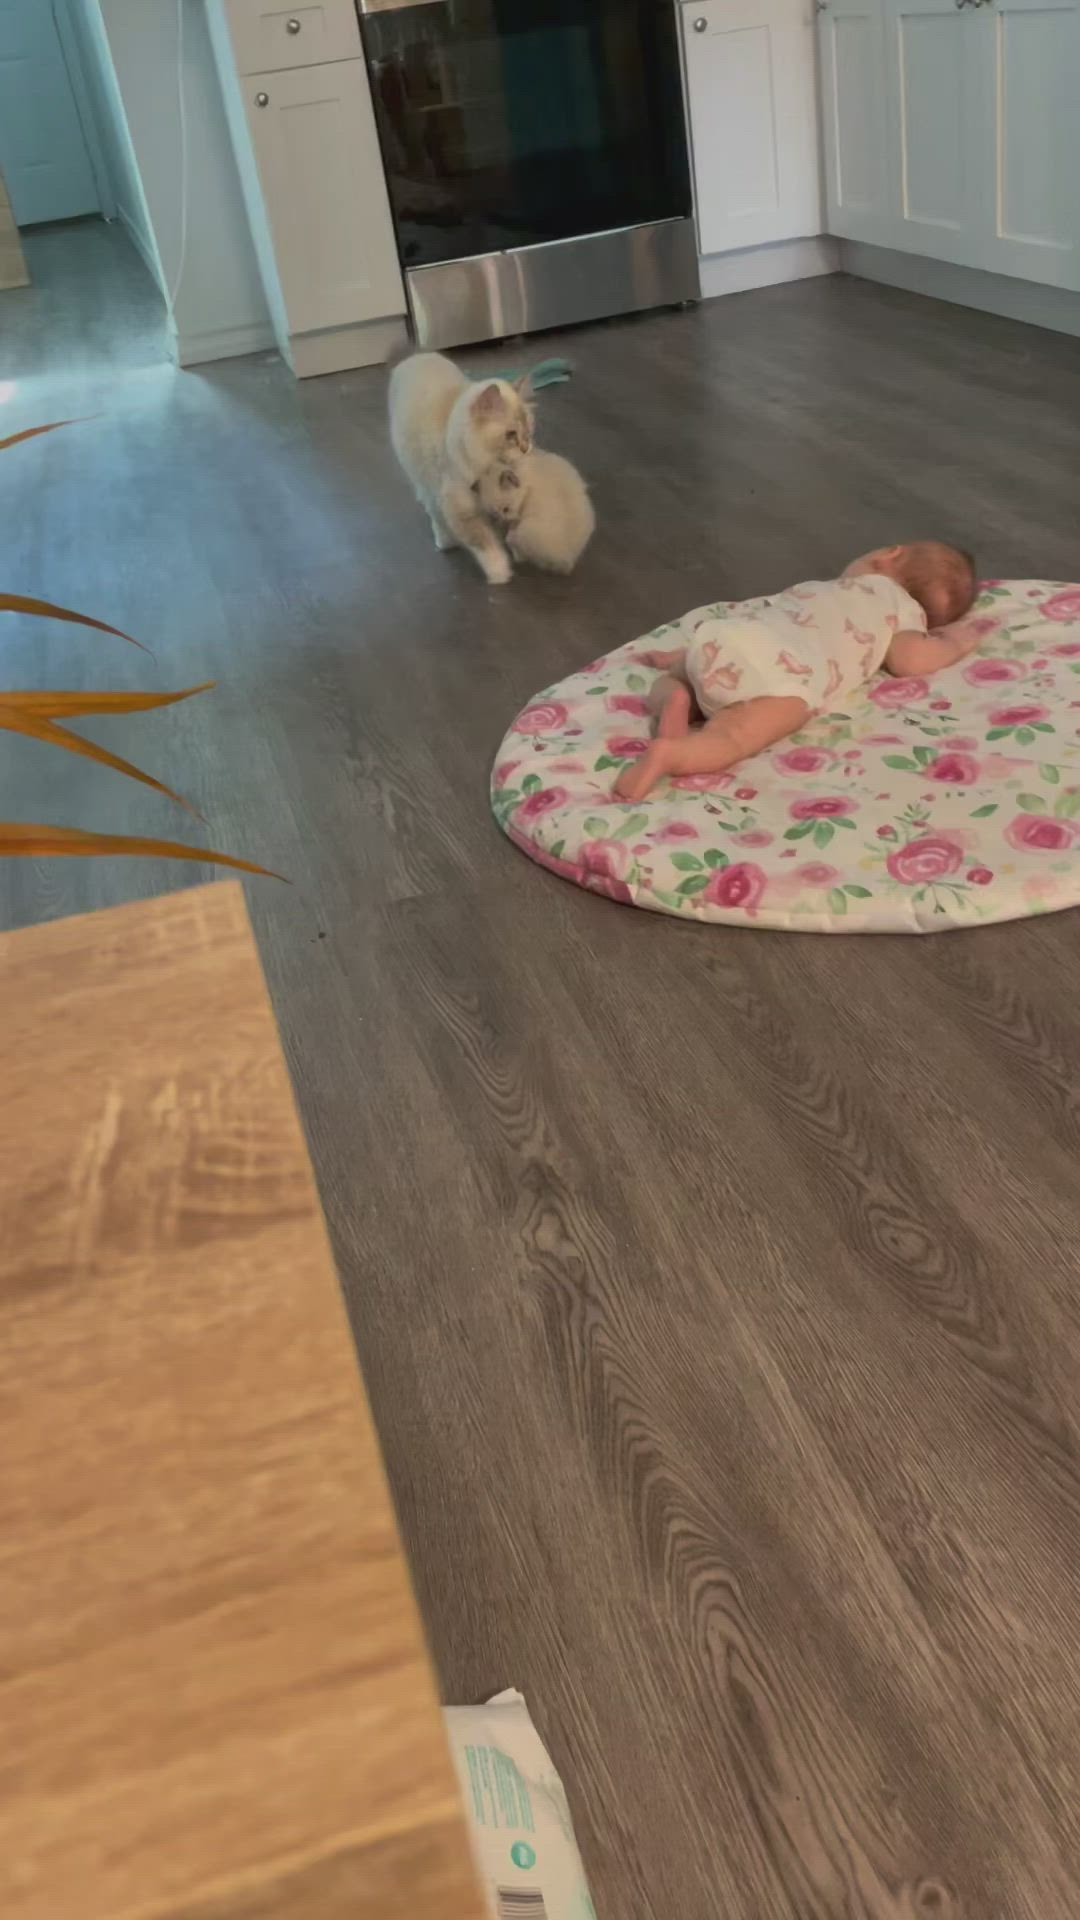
{"left": 255, "top": 91, "right": 270, "bottom": 106}
{"left": 693, "top": 15, "right": 708, "bottom": 28}
{"left": 286, "top": 15, "right": 301, "bottom": 29}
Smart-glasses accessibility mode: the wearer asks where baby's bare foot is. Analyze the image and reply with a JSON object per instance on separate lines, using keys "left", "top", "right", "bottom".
{"left": 658, "top": 683, "right": 691, "bottom": 739}
{"left": 615, "top": 741, "right": 671, "bottom": 802}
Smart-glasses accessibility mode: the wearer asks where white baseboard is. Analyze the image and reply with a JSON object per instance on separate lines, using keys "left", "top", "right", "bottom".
{"left": 173, "top": 319, "right": 278, "bottom": 367}
{"left": 840, "top": 241, "right": 1080, "bottom": 341}
{"left": 287, "top": 314, "right": 408, "bottom": 378}
{"left": 698, "top": 235, "right": 838, "bottom": 301}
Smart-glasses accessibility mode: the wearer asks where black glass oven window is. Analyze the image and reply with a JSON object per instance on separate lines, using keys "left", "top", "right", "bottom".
{"left": 359, "top": 0, "right": 693, "bottom": 269}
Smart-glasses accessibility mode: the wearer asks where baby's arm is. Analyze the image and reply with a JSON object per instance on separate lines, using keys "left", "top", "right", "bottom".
{"left": 883, "top": 622, "right": 981, "bottom": 678}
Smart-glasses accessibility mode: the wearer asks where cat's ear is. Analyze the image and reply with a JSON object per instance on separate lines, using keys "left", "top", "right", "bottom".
{"left": 472, "top": 382, "right": 505, "bottom": 417}
{"left": 514, "top": 372, "right": 534, "bottom": 400}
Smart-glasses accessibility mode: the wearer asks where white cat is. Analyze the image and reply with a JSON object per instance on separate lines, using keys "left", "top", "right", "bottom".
{"left": 477, "top": 448, "right": 595, "bottom": 575}
{"left": 388, "top": 351, "right": 534, "bottom": 586}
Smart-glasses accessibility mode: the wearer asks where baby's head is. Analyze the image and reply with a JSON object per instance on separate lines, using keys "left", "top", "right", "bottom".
{"left": 851, "top": 541, "right": 977, "bottom": 628}
{"left": 477, "top": 459, "right": 529, "bottom": 529}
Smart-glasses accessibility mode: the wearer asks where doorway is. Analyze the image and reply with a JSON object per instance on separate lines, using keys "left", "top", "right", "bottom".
{"left": 0, "top": 0, "right": 171, "bottom": 369}
{"left": 0, "top": 1, "right": 103, "bottom": 226}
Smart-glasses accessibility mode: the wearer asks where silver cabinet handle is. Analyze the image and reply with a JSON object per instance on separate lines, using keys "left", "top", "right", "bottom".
{"left": 693, "top": 16, "right": 708, "bottom": 29}
{"left": 286, "top": 15, "right": 301, "bottom": 28}
{"left": 255, "top": 90, "right": 270, "bottom": 105}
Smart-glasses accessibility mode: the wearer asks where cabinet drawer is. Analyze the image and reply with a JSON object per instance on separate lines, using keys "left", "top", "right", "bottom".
{"left": 225, "top": 0, "right": 361, "bottom": 74}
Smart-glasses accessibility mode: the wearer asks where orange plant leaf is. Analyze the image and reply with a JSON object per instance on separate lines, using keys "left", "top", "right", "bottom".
{"left": 0, "top": 592, "right": 146, "bottom": 649}
{"left": 0, "top": 821, "right": 284, "bottom": 878}
{"left": 0, "top": 418, "right": 93, "bottom": 454}
{"left": 0, "top": 682, "right": 214, "bottom": 717}
{"left": 0, "top": 704, "right": 201, "bottom": 817}
{"left": 0, "top": 418, "right": 93, "bottom": 451}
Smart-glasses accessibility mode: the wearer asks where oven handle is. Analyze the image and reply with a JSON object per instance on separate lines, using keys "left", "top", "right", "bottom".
{"left": 358, "top": 0, "right": 445, "bottom": 11}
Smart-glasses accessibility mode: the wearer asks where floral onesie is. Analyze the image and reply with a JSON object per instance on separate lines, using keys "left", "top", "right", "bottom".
{"left": 680, "top": 575, "right": 927, "bottom": 717}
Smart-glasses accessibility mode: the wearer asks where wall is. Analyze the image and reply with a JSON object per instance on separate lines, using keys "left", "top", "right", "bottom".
{"left": 66, "top": 0, "right": 163, "bottom": 289}
{"left": 91, "top": 0, "right": 272, "bottom": 364}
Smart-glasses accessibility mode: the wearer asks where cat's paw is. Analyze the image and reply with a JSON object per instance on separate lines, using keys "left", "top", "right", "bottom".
{"left": 482, "top": 553, "right": 513, "bottom": 586}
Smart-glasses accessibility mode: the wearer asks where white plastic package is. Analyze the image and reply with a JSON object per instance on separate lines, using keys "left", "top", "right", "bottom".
{"left": 444, "top": 1689, "right": 598, "bottom": 1920}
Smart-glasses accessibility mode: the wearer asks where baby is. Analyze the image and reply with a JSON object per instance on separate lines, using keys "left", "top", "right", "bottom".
{"left": 615, "top": 542, "right": 978, "bottom": 802}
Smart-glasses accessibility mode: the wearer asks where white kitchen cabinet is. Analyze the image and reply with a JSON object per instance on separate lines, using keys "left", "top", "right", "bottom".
{"left": 882, "top": 0, "right": 975, "bottom": 265}
{"left": 817, "top": 0, "right": 889, "bottom": 241}
{"left": 968, "top": 0, "right": 1080, "bottom": 286}
{"left": 681, "top": 0, "right": 822, "bottom": 254}
{"left": 821, "top": 0, "right": 1080, "bottom": 289}
{"left": 241, "top": 60, "right": 403, "bottom": 336}
{"left": 208, "top": 0, "right": 406, "bottom": 376}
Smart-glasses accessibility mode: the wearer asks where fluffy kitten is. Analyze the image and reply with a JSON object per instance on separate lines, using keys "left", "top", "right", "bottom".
{"left": 389, "top": 351, "right": 534, "bottom": 585}
{"left": 478, "top": 449, "right": 594, "bottom": 574}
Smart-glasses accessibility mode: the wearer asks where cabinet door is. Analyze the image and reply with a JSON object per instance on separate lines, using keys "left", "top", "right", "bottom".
{"left": 243, "top": 59, "right": 404, "bottom": 334}
{"left": 683, "top": 0, "right": 822, "bottom": 254}
{"left": 881, "top": 0, "right": 978, "bottom": 265}
{"left": 968, "top": 0, "right": 1080, "bottom": 287}
{"left": 818, "top": 0, "right": 891, "bottom": 240}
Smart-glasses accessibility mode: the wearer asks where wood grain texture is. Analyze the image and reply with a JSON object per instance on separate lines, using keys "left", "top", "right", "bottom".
{"left": 6, "top": 216, "right": 1080, "bottom": 1917}
{"left": 0, "top": 883, "right": 483, "bottom": 1920}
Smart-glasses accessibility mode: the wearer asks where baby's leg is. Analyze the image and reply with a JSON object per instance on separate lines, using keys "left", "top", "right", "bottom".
{"left": 644, "top": 650, "right": 695, "bottom": 737}
{"left": 648, "top": 672, "right": 694, "bottom": 739}
{"left": 615, "top": 695, "right": 809, "bottom": 802}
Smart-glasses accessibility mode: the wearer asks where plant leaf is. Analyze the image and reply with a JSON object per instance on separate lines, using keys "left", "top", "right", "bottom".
{"left": 0, "top": 704, "right": 200, "bottom": 816}
{"left": 0, "top": 821, "right": 283, "bottom": 877}
{"left": 0, "top": 593, "right": 146, "bottom": 649}
{"left": 0, "top": 682, "right": 214, "bottom": 718}
{"left": 0, "top": 418, "right": 92, "bottom": 454}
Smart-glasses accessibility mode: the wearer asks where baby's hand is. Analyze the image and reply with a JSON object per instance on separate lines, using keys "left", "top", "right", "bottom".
{"left": 930, "top": 616, "right": 993, "bottom": 657}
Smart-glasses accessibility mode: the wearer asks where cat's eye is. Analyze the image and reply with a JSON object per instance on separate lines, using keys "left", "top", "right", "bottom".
{"left": 505, "top": 430, "right": 519, "bottom": 447}
{"left": 501, "top": 469, "right": 520, "bottom": 490}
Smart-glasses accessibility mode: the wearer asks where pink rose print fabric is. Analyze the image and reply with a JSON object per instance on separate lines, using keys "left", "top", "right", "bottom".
{"left": 491, "top": 582, "right": 1080, "bottom": 931}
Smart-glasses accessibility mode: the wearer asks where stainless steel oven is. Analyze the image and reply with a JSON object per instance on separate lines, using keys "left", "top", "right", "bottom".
{"left": 356, "top": 0, "right": 699, "bottom": 349}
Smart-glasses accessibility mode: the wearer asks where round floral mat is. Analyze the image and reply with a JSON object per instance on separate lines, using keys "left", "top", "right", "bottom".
{"left": 491, "top": 582, "right": 1080, "bottom": 932}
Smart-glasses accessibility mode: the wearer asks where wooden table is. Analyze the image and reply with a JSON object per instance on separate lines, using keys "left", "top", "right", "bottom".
{"left": 0, "top": 883, "right": 484, "bottom": 1920}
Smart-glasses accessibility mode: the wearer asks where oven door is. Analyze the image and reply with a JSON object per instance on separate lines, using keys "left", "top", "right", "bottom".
{"left": 357, "top": 0, "right": 693, "bottom": 271}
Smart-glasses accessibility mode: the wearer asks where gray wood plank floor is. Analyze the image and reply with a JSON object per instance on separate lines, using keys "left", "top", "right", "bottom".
{"left": 5, "top": 218, "right": 1080, "bottom": 1918}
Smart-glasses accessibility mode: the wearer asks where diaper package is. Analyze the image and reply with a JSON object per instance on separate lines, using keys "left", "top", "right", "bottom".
{"left": 444, "top": 1689, "right": 597, "bottom": 1920}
